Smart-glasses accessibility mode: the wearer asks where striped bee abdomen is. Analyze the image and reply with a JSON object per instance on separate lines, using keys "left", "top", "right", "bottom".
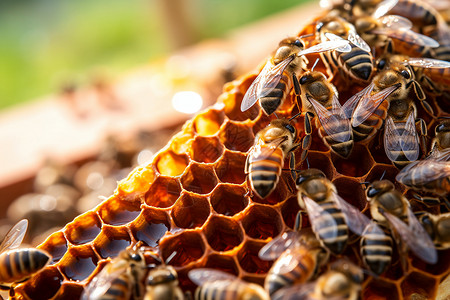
{"left": 0, "top": 248, "right": 51, "bottom": 283}
{"left": 318, "top": 119, "right": 353, "bottom": 158}
{"left": 353, "top": 100, "right": 389, "bottom": 142}
{"left": 338, "top": 45, "right": 374, "bottom": 83}
{"left": 361, "top": 227, "right": 393, "bottom": 275}
{"left": 315, "top": 200, "right": 348, "bottom": 254}
{"left": 260, "top": 72, "right": 292, "bottom": 115}
{"left": 98, "top": 275, "right": 131, "bottom": 300}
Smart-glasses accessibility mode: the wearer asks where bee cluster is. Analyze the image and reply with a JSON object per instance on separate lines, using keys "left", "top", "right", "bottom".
{"left": 5, "top": 0, "right": 450, "bottom": 299}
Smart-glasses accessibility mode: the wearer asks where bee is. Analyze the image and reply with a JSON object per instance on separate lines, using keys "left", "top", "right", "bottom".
{"left": 316, "top": 15, "right": 374, "bottom": 85}
{"left": 364, "top": 180, "right": 438, "bottom": 270}
{"left": 271, "top": 259, "right": 364, "bottom": 300}
{"left": 0, "top": 219, "right": 51, "bottom": 299}
{"left": 258, "top": 229, "right": 329, "bottom": 296}
{"left": 245, "top": 118, "right": 300, "bottom": 199}
{"left": 240, "top": 36, "right": 351, "bottom": 116}
{"left": 298, "top": 69, "right": 354, "bottom": 158}
{"left": 81, "top": 245, "right": 147, "bottom": 300}
{"left": 144, "top": 264, "right": 185, "bottom": 300}
{"left": 415, "top": 211, "right": 450, "bottom": 250}
{"left": 188, "top": 268, "right": 270, "bottom": 300}
{"left": 343, "top": 62, "right": 427, "bottom": 143}
{"left": 295, "top": 168, "right": 374, "bottom": 254}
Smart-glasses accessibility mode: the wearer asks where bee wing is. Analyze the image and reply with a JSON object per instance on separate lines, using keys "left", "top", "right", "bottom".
{"left": 307, "top": 94, "right": 352, "bottom": 143}
{"left": 383, "top": 210, "right": 438, "bottom": 264}
{"left": 396, "top": 159, "right": 450, "bottom": 186}
{"left": 271, "top": 282, "right": 316, "bottom": 300}
{"left": 303, "top": 196, "right": 338, "bottom": 240}
{"left": 371, "top": 28, "right": 439, "bottom": 48}
{"left": 271, "top": 249, "right": 306, "bottom": 275}
{"left": 81, "top": 265, "right": 129, "bottom": 300}
{"left": 342, "top": 83, "right": 374, "bottom": 119}
{"left": 297, "top": 39, "right": 351, "bottom": 57}
{"left": 332, "top": 193, "right": 371, "bottom": 236}
{"left": 384, "top": 116, "right": 403, "bottom": 162}
{"left": 434, "top": 148, "right": 450, "bottom": 162}
{"left": 406, "top": 57, "right": 450, "bottom": 68}
{"left": 0, "top": 219, "right": 28, "bottom": 252}
{"left": 259, "top": 231, "right": 299, "bottom": 261}
{"left": 352, "top": 84, "right": 399, "bottom": 127}
{"left": 258, "top": 55, "right": 297, "bottom": 99}
{"left": 323, "top": 33, "right": 352, "bottom": 52}
{"left": 373, "top": 0, "right": 399, "bottom": 19}
{"left": 348, "top": 29, "right": 371, "bottom": 53}
{"left": 250, "top": 137, "right": 287, "bottom": 162}
{"left": 401, "top": 111, "right": 420, "bottom": 162}
{"left": 188, "top": 268, "right": 237, "bottom": 286}
{"left": 378, "top": 15, "right": 413, "bottom": 30}
{"left": 241, "top": 61, "right": 274, "bottom": 112}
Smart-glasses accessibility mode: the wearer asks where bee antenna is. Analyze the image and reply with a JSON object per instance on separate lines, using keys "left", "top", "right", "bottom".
{"left": 379, "top": 170, "right": 387, "bottom": 181}
{"left": 438, "top": 116, "right": 450, "bottom": 120}
{"left": 274, "top": 112, "right": 280, "bottom": 119}
{"left": 299, "top": 33, "right": 314, "bottom": 39}
{"left": 148, "top": 253, "right": 162, "bottom": 264}
{"left": 289, "top": 112, "right": 302, "bottom": 121}
{"left": 311, "top": 58, "right": 320, "bottom": 72}
{"left": 306, "top": 157, "right": 310, "bottom": 169}
{"left": 359, "top": 181, "right": 370, "bottom": 189}
{"left": 165, "top": 251, "right": 177, "bottom": 265}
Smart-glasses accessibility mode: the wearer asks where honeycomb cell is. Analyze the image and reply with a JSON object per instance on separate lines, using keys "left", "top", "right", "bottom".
{"left": 190, "top": 136, "right": 224, "bottom": 163}
{"left": 210, "top": 184, "right": 248, "bottom": 216}
{"left": 65, "top": 211, "right": 102, "bottom": 245}
{"left": 54, "top": 283, "right": 83, "bottom": 300}
{"left": 363, "top": 279, "right": 400, "bottom": 300}
{"left": 180, "top": 164, "right": 218, "bottom": 194}
{"left": 131, "top": 207, "right": 170, "bottom": 247}
{"left": 400, "top": 272, "right": 438, "bottom": 299}
{"left": 154, "top": 149, "right": 189, "bottom": 176}
{"left": 20, "top": 266, "right": 63, "bottom": 300}
{"left": 145, "top": 176, "right": 181, "bottom": 208}
{"left": 242, "top": 205, "right": 283, "bottom": 240}
{"left": 98, "top": 197, "right": 141, "bottom": 226}
{"left": 281, "top": 196, "right": 301, "bottom": 230}
{"left": 93, "top": 226, "right": 131, "bottom": 259}
{"left": 39, "top": 231, "right": 68, "bottom": 263}
{"left": 59, "top": 246, "right": 98, "bottom": 281}
{"left": 411, "top": 249, "right": 450, "bottom": 276}
{"left": 117, "top": 165, "right": 156, "bottom": 197}
{"left": 371, "top": 144, "right": 393, "bottom": 165}
{"left": 237, "top": 240, "right": 272, "bottom": 274}
{"left": 171, "top": 193, "right": 210, "bottom": 229}
{"left": 333, "top": 177, "right": 367, "bottom": 211}
{"left": 303, "top": 151, "right": 335, "bottom": 180}
{"left": 203, "top": 254, "right": 239, "bottom": 276}
{"left": 214, "top": 150, "right": 246, "bottom": 184}
{"left": 159, "top": 231, "right": 205, "bottom": 267}
{"left": 221, "top": 79, "right": 260, "bottom": 122}
{"left": 219, "top": 120, "right": 254, "bottom": 152}
{"left": 332, "top": 144, "right": 374, "bottom": 177}
{"left": 193, "top": 109, "right": 225, "bottom": 136}
{"left": 308, "top": 128, "right": 331, "bottom": 153}
{"left": 204, "top": 216, "right": 244, "bottom": 252}
{"left": 365, "top": 164, "right": 405, "bottom": 191}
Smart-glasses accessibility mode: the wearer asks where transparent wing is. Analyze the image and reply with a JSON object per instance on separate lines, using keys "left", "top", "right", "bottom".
{"left": 401, "top": 111, "right": 420, "bottom": 162}
{"left": 258, "top": 55, "right": 296, "bottom": 99}
{"left": 303, "top": 196, "right": 338, "bottom": 241}
{"left": 383, "top": 210, "right": 438, "bottom": 264}
{"left": 332, "top": 193, "right": 371, "bottom": 236}
{"left": 249, "top": 137, "right": 286, "bottom": 162}
{"left": 371, "top": 28, "right": 440, "bottom": 48}
{"left": 362, "top": 220, "right": 388, "bottom": 239}
{"left": 270, "top": 249, "right": 305, "bottom": 275}
{"left": 241, "top": 61, "right": 275, "bottom": 112}
{"left": 396, "top": 159, "right": 450, "bottom": 185}
{"left": 188, "top": 268, "right": 237, "bottom": 286}
{"left": 324, "top": 32, "right": 352, "bottom": 52}
{"left": 271, "top": 282, "right": 316, "bottom": 300}
{"left": 406, "top": 57, "right": 450, "bottom": 68}
{"left": 307, "top": 94, "right": 352, "bottom": 143}
{"left": 379, "top": 15, "right": 413, "bottom": 30}
{"left": 342, "top": 83, "right": 374, "bottom": 119}
{"left": 348, "top": 29, "right": 371, "bottom": 53}
{"left": 297, "top": 40, "right": 351, "bottom": 56}
{"left": 0, "top": 219, "right": 28, "bottom": 252}
{"left": 384, "top": 116, "right": 403, "bottom": 162}
{"left": 81, "top": 265, "right": 128, "bottom": 300}
{"left": 352, "top": 84, "right": 399, "bottom": 127}
{"left": 259, "top": 231, "right": 299, "bottom": 261}
{"left": 373, "top": 0, "right": 399, "bottom": 19}
{"left": 434, "top": 148, "right": 450, "bottom": 161}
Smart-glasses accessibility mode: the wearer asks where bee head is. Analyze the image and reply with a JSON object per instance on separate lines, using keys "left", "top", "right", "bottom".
{"left": 147, "top": 265, "right": 178, "bottom": 286}
{"left": 366, "top": 180, "right": 394, "bottom": 199}
{"left": 295, "top": 168, "right": 326, "bottom": 186}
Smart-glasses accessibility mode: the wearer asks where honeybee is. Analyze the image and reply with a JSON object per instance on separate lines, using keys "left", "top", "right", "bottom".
{"left": 298, "top": 70, "right": 354, "bottom": 158}
{"left": 415, "top": 211, "right": 450, "bottom": 249}
{"left": 81, "top": 245, "right": 147, "bottom": 300}
{"left": 271, "top": 259, "right": 364, "bottom": 300}
{"left": 343, "top": 62, "right": 427, "bottom": 143}
{"left": 188, "top": 268, "right": 270, "bottom": 300}
{"left": 240, "top": 36, "right": 351, "bottom": 116}
{"left": 144, "top": 264, "right": 185, "bottom": 300}
{"left": 316, "top": 15, "right": 374, "bottom": 84}
{"left": 364, "top": 180, "right": 438, "bottom": 269}
{"left": 258, "top": 229, "right": 329, "bottom": 296}
{"left": 245, "top": 118, "right": 300, "bottom": 199}
{"left": 0, "top": 219, "right": 51, "bottom": 299}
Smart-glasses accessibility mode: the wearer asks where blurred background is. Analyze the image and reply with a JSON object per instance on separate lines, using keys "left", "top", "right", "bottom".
{"left": 0, "top": 0, "right": 318, "bottom": 246}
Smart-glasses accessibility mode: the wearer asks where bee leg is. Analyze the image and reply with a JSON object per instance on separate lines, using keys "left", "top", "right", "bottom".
{"left": 294, "top": 211, "right": 302, "bottom": 231}
{"left": 301, "top": 112, "right": 314, "bottom": 161}
{"left": 415, "top": 118, "right": 428, "bottom": 158}
{"left": 244, "top": 154, "right": 253, "bottom": 198}
{"left": 292, "top": 73, "right": 303, "bottom": 114}
{"left": 412, "top": 193, "right": 441, "bottom": 207}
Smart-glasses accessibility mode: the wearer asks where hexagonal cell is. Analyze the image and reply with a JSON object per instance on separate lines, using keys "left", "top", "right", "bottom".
{"left": 180, "top": 164, "right": 218, "bottom": 195}
{"left": 400, "top": 272, "right": 438, "bottom": 299}
{"left": 159, "top": 231, "right": 205, "bottom": 267}
{"left": 222, "top": 81, "right": 260, "bottom": 122}
{"left": 203, "top": 253, "right": 239, "bottom": 276}
{"left": 281, "top": 196, "right": 301, "bottom": 230}
{"left": 190, "top": 136, "right": 224, "bottom": 163}
{"left": 242, "top": 205, "right": 283, "bottom": 240}
{"left": 53, "top": 283, "right": 83, "bottom": 300}
{"left": 204, "top": 216, "right": 244, "bottom": 252}
{"left": 412, "top": 249, "right": 450, "bottom": 276}
{"left": 154, "top": 149, "right": 189, "bottom": 177}
{"left": 145, "top": 176, "right": 181, "bottom": 208}
{"left": 237, "top": 240, "right": 272, "bottom": 274}
{"left": 210, "top": 184, "right": 248, "bottom": 216}
{"left": 219, "top": 120, "right": 255, "bottom": 152}
{"left": 93, "top": 226, "right": 131, "bottom": 259}
{"left": 59, "top": 246, "right": 98, "bottom": 281}
{"left": 117, "top": 165, "right": 156, "bottom": 198}
{"left": 214, "top": 150, "right": 246, "bottom": 184}
{"left": 332, "top": 144, "right": 374, "bottom": 178}
{"left": 131, "top": 206, "right": 170, "bottom": 247}
{"left": 171, "top": 193, "right": 210, "bottom": 229}
{"left": 363, "top": 279, "right": 400, "bottom": 300}
{"left": 193, "top": 109, "right": 225, "bottom": 136}
{"left": 38, "top": 231, "right": 68, "bottom": 264}
{"left": 98, "top": 197, "right": 141, "bottom": 226}
{"left": 365, "top": 164, "right": 404, "bottom": 190}
{"left": 333, "top": 177, "right": 367, "bottom": 211}
{"left": 299, "top": 151, "right": 334, "bottom": 180}
{"left": 65, "top": 211, "right": 102, "bottom": 245}
{"left": 20, "top": 266, "right": 63, "bottom": 300}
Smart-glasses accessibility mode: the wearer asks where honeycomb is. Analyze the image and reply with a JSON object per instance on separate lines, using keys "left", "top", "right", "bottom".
{"left": 13, "top": 11, "right": 450, "bottom": 300}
